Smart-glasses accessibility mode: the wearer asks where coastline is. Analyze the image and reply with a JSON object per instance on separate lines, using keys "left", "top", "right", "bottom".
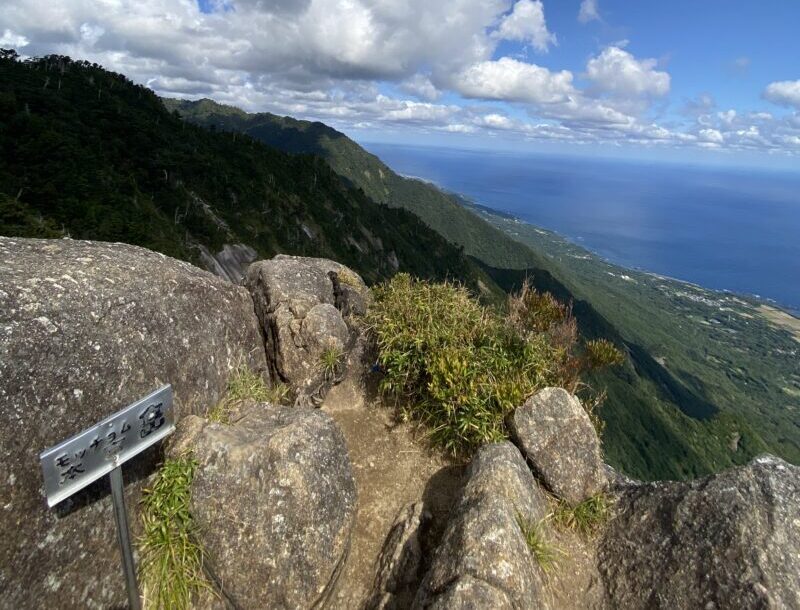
{"left": 402, "top": 172, "right": 800, "bottom": 320}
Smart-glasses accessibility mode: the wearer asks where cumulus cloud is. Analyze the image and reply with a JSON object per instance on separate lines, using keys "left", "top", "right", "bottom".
{"left": 585, "top": 46, "right": 670, "bottom": 98}
{"left": 578, "top": 0, "right": 600, "bottom": 24}
{"left": 0, "top": 29, "right": 29, "bottom": 48}
{"left": 0, "top": 0, "right": 796, "bottom": 155}
{"left": 763, "top": 80, "right": 800, "bottom": 110}
{"left": 399, "top": 73, "right": 441, "bottom": 101}
{"left": 494, "top": 0, "right": 556, "bottom": 53}
{"left": 454, "top": 57, "right": 574, "bottom": 104}
{"left": 699, "top": 128, "right": 724, "bottom": 144}
{"left": 480, "top": 113, "right": 516, "bottom": 130}
{"left": 679, "top": 102, "right": 800, "bottom": 154}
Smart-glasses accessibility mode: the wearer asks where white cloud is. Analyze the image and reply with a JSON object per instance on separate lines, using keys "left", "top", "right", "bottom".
{"left": 578, "top": 0, "right": 600, "bottom": 24}
{"left": 454, "top": 57, "right": 574, "bottom": 104}
{"left": 586, "top": 46, "right": 670, "bottom": 98}
{"left": 79, "top": 23, "right": 105, "bottom": 46}
{"left": 444, "top": 123, "right": 477, "bottom": 133}
{"left": 481, "top": 113, "right": 515, "bottom": 129}
{"left": 494, "top": 0, "right": 556, "bottom": 53}
{"left": 0, "top": 0, "right": 797, "bottom": 156}
{"left": 0, "top": 0, "right": 509, "bottom": 84}
{"left": 0, "top": 29, "right": 29, "bottom": 48}
{"left": 699, "top": 128, "right": 724, "bottom": 144}
{"left": 763, "top": 80, "right": 800, "bottom": 110}
{"left": 381, "top": 98, "right": 459, "bottom": 123}
{"left": 399, "top": 74, "right": 441, "bottom": 101}
{"left": 718, "top": 109, "right": 737, "bottom": 125}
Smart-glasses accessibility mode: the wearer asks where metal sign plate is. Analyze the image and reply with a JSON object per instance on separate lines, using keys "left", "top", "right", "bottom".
{"left": 39, "top": 385, "right": 175, "bottom": 507}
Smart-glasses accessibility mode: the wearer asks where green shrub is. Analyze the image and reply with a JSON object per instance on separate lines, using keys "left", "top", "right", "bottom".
{"left": 552, "top": 493, "right": 614, "bottom": 537}
{"left": 139, "top": 455, "right": 210, "bottom": 609}
{"left": 507, "top": 279, "right": 570, "bottom": 335}
{"left": 584, "top": 339, "right": 625, "bottom": 369}
{"left": 367, "top": 274, "right": 580, "bottom": 454}
{"left": 335, "top": 268, "right": 362, "bottom": 288}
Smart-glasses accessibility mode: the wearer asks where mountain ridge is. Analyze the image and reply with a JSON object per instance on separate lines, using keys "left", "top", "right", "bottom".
{"left": 163, "top": 97, "right": 551, "bottom": 271}
{"left": 0, "top": 52, "right": 499, "bottom": 295}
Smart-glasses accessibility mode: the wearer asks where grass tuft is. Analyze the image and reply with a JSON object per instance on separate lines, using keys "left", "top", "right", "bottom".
{"left": 552, "top": 493, "right": 614, "bottom": 538}
{"left": 584, "top": 339, "right": 625, "bottom": 369}
{"left": 319, "top": 343, "right": 345, "bottom": 381}
{"left": 516, "top": 513, "right": 562, "bottom": 572}
{"left": 139, "top": 455, "right": 210, "bottom": 610}
{"left": 208, "top": 364, "right": 289, "bottom": 424}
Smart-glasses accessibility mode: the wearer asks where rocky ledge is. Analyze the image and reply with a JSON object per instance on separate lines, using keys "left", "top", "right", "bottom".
{"left": 1, "top": 237, "right": 797, "bottom": 609}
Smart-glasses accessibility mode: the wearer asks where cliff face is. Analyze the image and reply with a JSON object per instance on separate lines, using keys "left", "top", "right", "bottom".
{"left": 1, "top": 237, "right": 797, "bottom": 609}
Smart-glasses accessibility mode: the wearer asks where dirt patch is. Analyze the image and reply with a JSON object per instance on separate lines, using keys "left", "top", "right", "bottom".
{"left": 323, "top": 396, "right": 464, "bottom": 609}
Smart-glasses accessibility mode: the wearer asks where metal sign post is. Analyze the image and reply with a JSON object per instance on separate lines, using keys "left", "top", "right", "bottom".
{"left": 39, "top": 385, "right": 175, "bottom": 610}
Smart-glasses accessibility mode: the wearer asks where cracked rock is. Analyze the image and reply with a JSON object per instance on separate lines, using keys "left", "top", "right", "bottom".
{"left": 244, "top": 255, "right": 370, "bottom": 406}
{"left": 413, "top": 442, "right": 549, "bottom": 609}
{"left": 508, "top": 387, "right": 607, "bottom": 505}
{"left": 599, "top": 455, "right": 800, "bottom": 609}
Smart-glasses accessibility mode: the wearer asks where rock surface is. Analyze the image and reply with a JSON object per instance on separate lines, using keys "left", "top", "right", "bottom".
{"left": 366, "top": 502, "right": 430, "bottom": 610}
{"left": 599, "top": 455, "right": 800, "bottom": 609}
{"left": 172, "top": 405, "right": 357, "bottom": 609}
{"left": 508, "top": 387, "right": 606, "bottom": 505}
{"left": 198, "top": 242, "right": 258, "bottom": 283}
{"left": 0, "top": 236, "right": 266, "bottom": 609}
{"left": 414, "top": 442, "right": 549, "bottom": 609}
{"left": 245, "top": 255, "right": 370, "bottom": 406}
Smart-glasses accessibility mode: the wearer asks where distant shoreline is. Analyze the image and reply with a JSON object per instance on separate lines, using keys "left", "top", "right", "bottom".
{"left": 401, "top": 172, "right": 800, "bottom": 320}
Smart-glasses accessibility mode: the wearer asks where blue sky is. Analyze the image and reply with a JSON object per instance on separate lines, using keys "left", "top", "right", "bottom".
{"left": 544, "top": 1, "right": 798, "bottom": 114}
{"left": 2, "top": 0, "right": 800, "bottom": 167}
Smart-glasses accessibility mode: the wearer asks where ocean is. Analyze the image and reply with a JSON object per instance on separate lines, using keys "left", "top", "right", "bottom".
{"left": 363, "top": 142, "right": 800, "bottom": 314}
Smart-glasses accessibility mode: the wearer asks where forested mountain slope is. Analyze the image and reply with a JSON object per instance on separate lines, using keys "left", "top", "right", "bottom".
{"left": 164, "top": 98, "right": 548, "bottom": 271}
{"left": 475, "top": 207, "right": 800, "bottom": 479}
{"left": 0, "top": 52, "right": 496, "bottom": 291}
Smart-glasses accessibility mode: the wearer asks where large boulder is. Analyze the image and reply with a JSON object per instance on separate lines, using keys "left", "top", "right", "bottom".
{"left": 244, "top": 255, "right": 370, "bottom": 407}
{"left": 0, "top": 237, "right": 267, "bottom": 609}
{"left": 413, "top": 442, "right": 549, "bottom": 609}
{"left": 599, "top": 455, "right": 800, "bottom": 609}
{"left": 170, "top": 405, "right": 357, "bottom": 609}
{"left": 508, "top": 387, "right": 606, "bottom": 505}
